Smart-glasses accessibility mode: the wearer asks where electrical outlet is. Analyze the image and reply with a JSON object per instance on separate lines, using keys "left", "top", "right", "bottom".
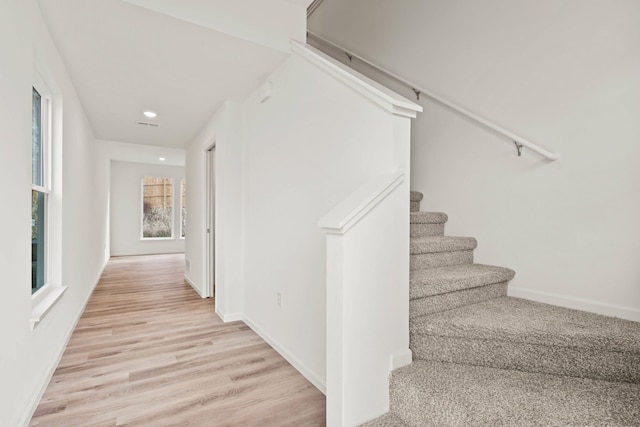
{"left": 277, "top": 291, "right": 282, "bottom": 308}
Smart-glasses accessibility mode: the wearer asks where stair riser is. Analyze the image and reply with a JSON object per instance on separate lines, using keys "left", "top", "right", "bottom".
{"left": 410, "top": 223, "right": 444, "bottom": 237}
{"left": 410, "top": 335, "right": 640, "bottom": 384}
{"left": 410, "top": 251, "right": 473, "bottom": 270}
{"left": 410, "top": 201, "right": 420, "bottom": 213}
{"left": 410, "top": 283, "right": 507, "bottom": 318}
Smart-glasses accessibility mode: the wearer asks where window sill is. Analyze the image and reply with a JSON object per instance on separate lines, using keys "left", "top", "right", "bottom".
{"left": 30, "top": 284, "right": 68, "bottom": 330}
{"left": 140, "top": 237, "right": 174, "bottom": 241}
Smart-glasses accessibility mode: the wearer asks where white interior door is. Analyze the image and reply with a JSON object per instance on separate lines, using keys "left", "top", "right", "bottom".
{"left": 205, "top": 146, "right": 216, "bottom": 298}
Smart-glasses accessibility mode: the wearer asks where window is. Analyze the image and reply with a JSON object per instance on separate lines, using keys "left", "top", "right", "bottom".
{"left": 32, "top": 87, "right": 49, "bottom": 294}
{"left": 180, "top": 179, "right": 186, "bottom": 238}
{"left": 142, "top": 177, "right": 173, "bottom": 238}
{"left": 30, "top": 70, "right": 66, "bottom": 328}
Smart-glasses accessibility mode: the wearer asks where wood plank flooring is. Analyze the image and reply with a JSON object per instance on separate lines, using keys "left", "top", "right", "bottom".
{"left": 30, "top": 254, "right": 326, "bottom": 427}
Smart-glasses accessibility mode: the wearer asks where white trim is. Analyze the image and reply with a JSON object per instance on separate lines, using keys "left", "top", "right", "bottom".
{"left": 183, "top": 273, "right": 205, "bottom": 298}
{"left": 31, "top": 185, "right": 50, "bottom": 194}
{"left": 307, "top": 31, "right": 560, "bottom": 161}
{"left": 215, "top": 309, "right": 243, "bottom": 323}
{"left": 290, "top": 41, "right": 422, "bottom": 119}
{"left": 204, "top": 143, "right": 216, "bottom": 300}
{"left": 20, "top": 260, "right": 107, "bottom": 427}
{"left": 508, "top": 286, "right": 640, "bottom": 322}
{"left": 391, "top": 348, "right": 413, "bottom": 371}
{"left": 30, "top": 284, "right": 68, "bottom": 329}
{"left": 242, "top": 315, "right": 326, "bottom": 395}
{"left": 32, "top": 75, "right": 53, "bottom": 191}
{"left": 319, "top": 172, "right": 404, "bottom": 234}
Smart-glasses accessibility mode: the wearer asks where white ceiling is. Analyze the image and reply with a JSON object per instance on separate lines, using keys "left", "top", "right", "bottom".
{"left": 37, "top": 0, "right": 309, "bottom": 148}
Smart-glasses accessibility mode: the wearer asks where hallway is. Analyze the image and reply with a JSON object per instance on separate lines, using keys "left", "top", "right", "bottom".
{"left": 30, "top": 254, "right": 325, "bottom": 426}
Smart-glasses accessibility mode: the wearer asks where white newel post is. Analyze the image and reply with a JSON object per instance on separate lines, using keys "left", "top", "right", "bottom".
{"left": 294, "top": 39, "right": 420, "bottom": 426}
{"left": 320, "top": 173, "right": 411, "bottom": 426}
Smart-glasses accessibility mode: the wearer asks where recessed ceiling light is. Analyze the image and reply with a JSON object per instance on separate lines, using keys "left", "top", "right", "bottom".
{"left": 159, "top": 157, "right": 166, "bottom": 161}
{"left": 143, "top": 111, "right": 157, "bottom": 118}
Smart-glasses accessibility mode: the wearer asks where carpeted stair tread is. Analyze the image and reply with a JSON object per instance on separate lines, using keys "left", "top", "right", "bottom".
{"left": 390, "top": 360, "right": 640, "bottom": 427}
{"left": 410, "top": 282, "right": 508, "bottom": 317}
{"left": 359, "top": 412, "right": 409, "bottom": 427}
{"left": 410, "top": 191, "right": 423, "bottom": 202}
{"left": 410, "top": 212, "right": 447, "bottom": 224}
{"left": 411, "top": 297, "right": 640, "bottom": 354}
{"left": 410, "top": 236, "right": 477, "bottom": 254}
{"left": 410, "top": 264, "right": 515, "bottom": 299}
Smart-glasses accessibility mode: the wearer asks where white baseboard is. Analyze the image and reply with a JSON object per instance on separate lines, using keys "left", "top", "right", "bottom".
{"left": 242, "top": 315, "right": 326, "bottom": 395}
{"left": 215, "top": 309, "right": 243, "bottom": 323}
{"left": 391, "top": 348, "right": 412, "bottom": 370}
{"left": 508, "top": 286, "right": 640, "bottom": 322}
{"left": 20, "top": 259, "right": 107, "bottom": 427}
{"left": 183, "top": 274, "right": 205, "bottom": 298}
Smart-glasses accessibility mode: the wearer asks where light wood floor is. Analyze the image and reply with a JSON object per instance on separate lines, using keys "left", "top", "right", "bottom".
{"left": 30, "top": 254, "right": 326, "bottom": 427}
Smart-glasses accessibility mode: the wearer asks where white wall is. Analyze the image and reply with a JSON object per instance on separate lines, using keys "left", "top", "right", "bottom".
{"left": 241, "top": 53, "right": 411, "bottom": 390}
{"left": 185, "top": 49, "right": 417, "bottom": 392}
{"left": 98, "top": 139, "right": 185, "bottom": 258}
{"left": 122, "top": 0, "right": 307, "bottom": 52}
{"left": 110, "top": 160, "right": 185, "bottom": 256}
{"left": 309, "top": 0, "right": 640, "bottom": 320}
{"left": 0, "top": 1, "right": 109, "bottom": 425}
{"left": 185, "top": 102, "right": 245, "bottom": 311}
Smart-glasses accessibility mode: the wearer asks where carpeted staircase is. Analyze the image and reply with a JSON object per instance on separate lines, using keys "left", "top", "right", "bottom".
{"left": 361, "top": 191, "right": 640, "bottom": 426}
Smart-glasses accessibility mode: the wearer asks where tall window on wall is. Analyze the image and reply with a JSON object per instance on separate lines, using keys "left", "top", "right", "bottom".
{"left": 142, "top": 177, "right": 173, "bottom": 238}
{"left": 32, "top": 87, "right": 50, "bottom": 293}
{"left": 181, "top": 179, "right": 186, "bottom": 238}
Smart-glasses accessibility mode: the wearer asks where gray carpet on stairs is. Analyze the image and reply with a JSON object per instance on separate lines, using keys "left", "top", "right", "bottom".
{"left": 360, "top": 413, "right": 409, "bottom": 427}
{"left": 410, "top": 282, "right": 508, "bottom": 317}
{"left": 410, "top": 212, "right": 447, "bottom": 224}
{"left": 410, "top": 250, "right": 474, "bottom": 270}
{"left": 410, "top": 264, "right": 515, "bottom": 298}
{"left": 411, "top": 296, "right": 640, "bottom": 383}
{"left": 410, "top": 222, "right": 444, "bottom": 237}
{"left": 410, "top": 191, "right": 424, "bottom": 202}
{"left": 365, "top": 191, "right": 640, "bottom": 426}
{"left": 389, "top": 360, "right": 640, "bottom": 427}
{"left": 410, "top": 236, "right": 477, "bottom": 254}
{"left": 410, "top": 212, "right": 447, "bottom": 236}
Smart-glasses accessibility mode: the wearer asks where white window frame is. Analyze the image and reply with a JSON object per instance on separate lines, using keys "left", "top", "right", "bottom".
{"left": 141, "top": 176, "right": 175, "bottom": 241}
{"left": 31, "top": 72, "right": 67, "bottom": 329}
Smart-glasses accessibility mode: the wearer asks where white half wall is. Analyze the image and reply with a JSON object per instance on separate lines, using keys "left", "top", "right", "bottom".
{"left": 239, "top": 51, "right": 415, "bottom": 391}
{"left": 0, "top": 1, "right": 109, "bottom": 425}
{"left": 309, "top": 0, "right": 640, "bottom": 320}
{"left": 109, "top": 160, "right": 185, "bottom": 256}
{"left": 186, "top": 47, "right": 419, "bottom": 395}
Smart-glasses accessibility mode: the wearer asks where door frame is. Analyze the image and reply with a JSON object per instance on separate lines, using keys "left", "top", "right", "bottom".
{"left": 204, "top": 142, "right": 216, "bottom": 299}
